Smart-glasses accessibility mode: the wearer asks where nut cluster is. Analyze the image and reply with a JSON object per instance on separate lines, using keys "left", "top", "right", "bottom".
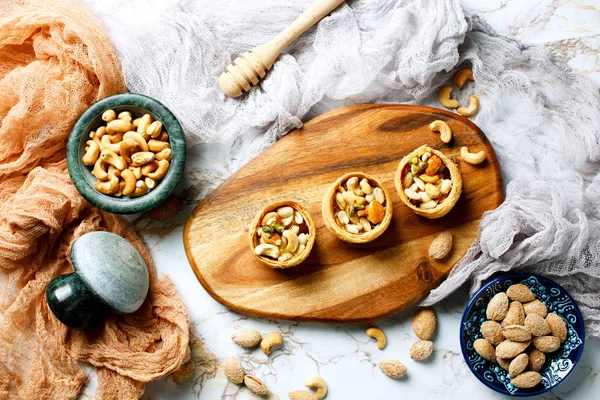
{"left": 333, "top": 176, "right": 386, "bottom": 234}
{"left": 474, "top": 283, "right": 568, "bottom": 389}
{"left": 81, "top": 109, "right": 172, "bottom": 197}
{"left": 402, "top": 151, "right": 452, "bottom": 210}
{"left": 255, "top": 206, "right": 309, "bottom": 263}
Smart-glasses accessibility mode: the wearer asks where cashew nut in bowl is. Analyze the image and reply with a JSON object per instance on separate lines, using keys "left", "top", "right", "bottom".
{"left": 130, "top": 152, "right": 155, "bottom": 167}
{"left": 92, "top": 158, "right": 108, "bottom": 181}
{"left": 117, "top": 111, "right": 132, "bottom": 123}
{"left": 120, "top": 139, "right": 140, "bottom": 164}
{"left": 460, "top": 146, "right": 487, "bottom": 165}
{"left": 147, "top": 159, "right": 169, "bottom": 180}
{"left": 457, "top": 95, "right": 480, "bottom": 117}
{"left": 123, "top": 131, "right": 149, "bottom": 151}
{"left": 438, "top": 85, "right": 459, "bottom": 109}
{"left": 260, "top": 332, "right": 283, "bottom": 355}
{"left": 129, "top": 180, "right": 149, "bottom": 197}
{"left": 453, "top": 68, "right": 474, "bottom": 88}
{"left": 254, "top": 243, "right": 280, "bottom": 259}
{"left": 121, "top": 168, "right": 137, "bottom": 196}
{"left": 429, "top": 120, "right": 453, "bottom": 144}
{"left": 100, "top": 149, "right": 126, "bottom": 170}
{"left": 94, "top": 165, "right": 119, "bottom": 195}
{"left": 144, "top": 177, "right": 157, "bottom": 190}
{"left": 148, "top": 139, "right": 170, "bottom": 153}
{"left": 82, "top": 140, "right": 100, "bottom": 166}
{"left": 96, "top": 126, "right": 107, "bottom": 138}
{"left": 106, "top": 119, "right": 131, "bottom": 134}
{"left": 137, "top": 114, "right": 152, "bottom": 137}
{"left": 146, "top": 121, "right": 163, "bottom": 139}
{"left": 102, "top": 109, "right": 116, "bottom": 122}
{"left": 109, "top": 132, "right": 123, "bottom": 144}
{"left": 141, "top": 160, "right": 159, "bottom": 176}
{"left": 304, "top": 376, "right": 328, "bottom": 399}
{"left": 366, "top": 326, "right": 387, "bottom": 349}
{"left": 155, "top": 148, "right": 172, "bottom": 161}
{"left": 101, "top": 134, "right": 122, "bottom": 153}
{"left": 129, "top": 166, "right": 142, "bottom": 179}
{"left": 158, "top": 131, "right": 169, "bottom": 142}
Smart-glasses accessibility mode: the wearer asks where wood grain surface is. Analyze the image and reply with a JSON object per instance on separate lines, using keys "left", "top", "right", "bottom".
{"left": 184, "top": 104, "right": 503, "bottom": 323}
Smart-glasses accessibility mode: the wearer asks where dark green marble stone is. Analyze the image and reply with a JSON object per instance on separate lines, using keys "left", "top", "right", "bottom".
{"left": 66, "top": 93, "right": 186, "bottom": 214}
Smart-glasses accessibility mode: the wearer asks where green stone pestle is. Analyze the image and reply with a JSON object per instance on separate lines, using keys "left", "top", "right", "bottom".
{"left": 46, "top": 231, "right": 149, "bottom": 330}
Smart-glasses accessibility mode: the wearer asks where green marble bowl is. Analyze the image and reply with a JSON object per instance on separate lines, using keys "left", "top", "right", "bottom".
{"left": 67, "top": 93, "right": 186, "bottom": 214}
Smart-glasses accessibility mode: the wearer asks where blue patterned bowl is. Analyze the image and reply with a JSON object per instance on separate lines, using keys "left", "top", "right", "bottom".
{"left": 460, "top": 273, "right": 585, "bottom": 396}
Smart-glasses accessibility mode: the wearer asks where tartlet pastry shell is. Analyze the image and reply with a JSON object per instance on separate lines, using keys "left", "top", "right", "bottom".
{"left": 394, "top": 145, "right": 462, "bottom": 219}
{"left": 249, "top": 200, "right": 316, "bottom": 269}
{"left": 322, "top": 172, "right": 393, "bottom": 243}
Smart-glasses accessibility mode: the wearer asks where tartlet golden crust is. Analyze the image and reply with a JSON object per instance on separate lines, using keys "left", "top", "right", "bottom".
{"left": 249, "top": 200, "right": 315, "bottom": 269}
{"left": 394, "top": 145, "right": 462, "bottom": 219}
{"left": 321, "top": 172, "right": 393, "bottom": 243}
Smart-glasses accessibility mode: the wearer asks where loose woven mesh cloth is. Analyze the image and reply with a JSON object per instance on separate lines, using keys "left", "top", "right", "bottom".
{"left": 84, "top": 0, "right": 600, "bottom": 337}
{"left": 0, "top": 0, "right": 190, "bottom": 399}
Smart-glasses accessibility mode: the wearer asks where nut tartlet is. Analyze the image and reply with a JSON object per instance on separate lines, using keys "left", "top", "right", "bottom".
{"left": 322, "top": 172, "right": 393, "bottom": 243}
{"left": 394, "top": 145, "right": 462, "bottom": 219}
{"left": 249, "top": 200, "right": 315, "bottom": 269}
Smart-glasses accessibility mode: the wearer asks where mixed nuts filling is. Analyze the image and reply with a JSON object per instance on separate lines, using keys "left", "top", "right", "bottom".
{"left": 333, "top": 176, "right": 386, "bottom": 234}
{"left": 401, "top": 152, "right": 452, "bottom": 210}
{"left": 254, "top": 206, "right": 310, "bottom": 263}
{"left": 81, "top": 109, "right": 172, "bottom": 198}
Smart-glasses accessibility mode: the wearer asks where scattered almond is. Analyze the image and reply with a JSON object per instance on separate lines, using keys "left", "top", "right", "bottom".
{"left": 487, "top": 292, "right": 509, "bottom": 321}
{"left": 244, "top": 375, "right": 267, "bottom": 397}
{"left": 508, "top": 353, "right": 529, "bottom": 378}
{"left": 289, "top": 391, "right": 318, "bottom": 400}
{"left": 428, "top": 232, "right": 453, "bottom": 260}
{"left": 409, "top": 340, "right": 434, "bottom": 361}
{"left": 497, "top": 357, "right": 511, "bottom": 370}
{"left": 523, "top": 299, "right": 548, "bottom": 318}
{"left": 495, "top": 340, "right": 530, "bottom": 359}
{"left": 501, "top": 325, "right": 532, "bottom": 342}
{"left": 232, "top": 329, "right": 262, "bottom": 348}
{"left": 524, "top": 314, "right": 551, "bottom": 337}
{"left": 528, "top": 349, "right": 546, "bottom": 372}
{"left": 546, "top": 313, "right": 567, "bottom": 343}
{"left": 412, "top": 307, "right": 437, "bottom": 340}
{"left": 511, "top": 371, "right": 541, "bottom": 389}
{"left": 224, "top": 357, "right": 244, "bottom": 384}
{"left": 501, "top": 301, "right": 525, "bottom": 327}
{"left": 532, "top": 336, "right": 560, "bottom": 353}
{"left": 480, "top": 321, "right": 504, "bottom": 346}
{"left": 378, "top": 360, "right": 408, "bottom": 379}
{"left": 473, "top": 338, "right": 496, "bottom": 362}
{"left": 506, "top": 284, "right": 535, "bottom": 303}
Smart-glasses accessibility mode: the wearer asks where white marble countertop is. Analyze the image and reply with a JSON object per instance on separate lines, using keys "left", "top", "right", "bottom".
{"left": 83, "top": 1, "right": 600, "bottom": 399}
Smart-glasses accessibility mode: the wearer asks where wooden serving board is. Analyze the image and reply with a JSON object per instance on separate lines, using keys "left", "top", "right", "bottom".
{"left": 184, "top": 105, "right": 503, "bottom": 323}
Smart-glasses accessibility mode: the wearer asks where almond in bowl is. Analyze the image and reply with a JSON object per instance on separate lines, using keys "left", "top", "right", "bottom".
{"left": 394, "top": 145, "right": 462, "bottom": 219}
{"left": 249, "top": 200, "right": 315, "bottom": 269}
{"left": 322, "top": 172, "right": 393, "bottom": 243}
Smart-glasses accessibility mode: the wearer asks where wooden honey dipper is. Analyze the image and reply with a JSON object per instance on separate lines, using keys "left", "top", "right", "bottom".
{"left": 218, "top": 0, "right": 346, "bottom": 98}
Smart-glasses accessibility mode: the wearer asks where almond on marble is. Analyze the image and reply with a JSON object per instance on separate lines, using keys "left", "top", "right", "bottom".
{"left": 480, "top": 321, "right": 504, "bottom": 346}
{"left": 224, "top": 357, "right": 244, "bottom": 384}
{"left": 378, "top": 360, "right": 408, "bottom": 379}
{"left": 546, "top": 313, "right": 567, "bottom": 343}
{"left": 511, "top": 371, "right": 541, "bottom": 389}
{"left": 523, "top": 299, "right": 548, "bottom": 318}
{"left": 232, "top": 329, "right": 262, "bottom": 348}
{"left": 473, "top": 338, "right": 496, "bottom": 362}
{"left": 506, "top": 284, "right": 535, "bottom": 303}
{"left": 496, "top": 340, "right": 530, "bottom": 359}
{"left": 244, "top": 375, "right": 267, "bottom": 396}
{"left": 524, "top": 314, "right": 551, "bottom": 337}
{"left": 528, "top": 349, "right": 546, "bottom": 372}
{"left": 410, "top": 340, "right": 434, "bottom": 361}
{"left": 508, "top": 353, "right": 529, "bottom": 378}
{"left": 501, "top": 301, "right": 525, "bottom": 327}
{"left": 487, "top": 292, "right": 509, "bottom": 321}
{"left": 501, "top": 325, "right": 532, "bottom": 342}
{"left": 532, "top": 336, "right": 560, "bottom": 353}
{"left": 412, "top": 307, "right": 437, "bottom": 340}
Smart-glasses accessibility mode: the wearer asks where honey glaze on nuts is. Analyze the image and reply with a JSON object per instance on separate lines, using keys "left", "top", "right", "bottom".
{"left": 401, "top": 151, "right": 452, "bottom": 210}
{"left": 333, "top": 176, "right": 386, "bottom": 235}
{"left": 254, "top": 206, "right": 310, "bottom": 263}
{"left": 82, "top": 109, "right": 172, "bottom": 198}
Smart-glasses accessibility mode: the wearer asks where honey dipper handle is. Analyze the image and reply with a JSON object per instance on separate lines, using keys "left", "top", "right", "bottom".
{"left": 253, "top": 0, "right": 346, "bottom": 69}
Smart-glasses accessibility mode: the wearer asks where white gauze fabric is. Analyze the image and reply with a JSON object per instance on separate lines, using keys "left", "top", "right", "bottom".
{"left": 83, "top": 0, "right": 600, "bottom": 337}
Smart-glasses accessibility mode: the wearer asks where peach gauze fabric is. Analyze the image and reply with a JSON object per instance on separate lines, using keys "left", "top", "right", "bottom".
{"left": 0, "top": 1, "right": 190, "bottom": 399}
